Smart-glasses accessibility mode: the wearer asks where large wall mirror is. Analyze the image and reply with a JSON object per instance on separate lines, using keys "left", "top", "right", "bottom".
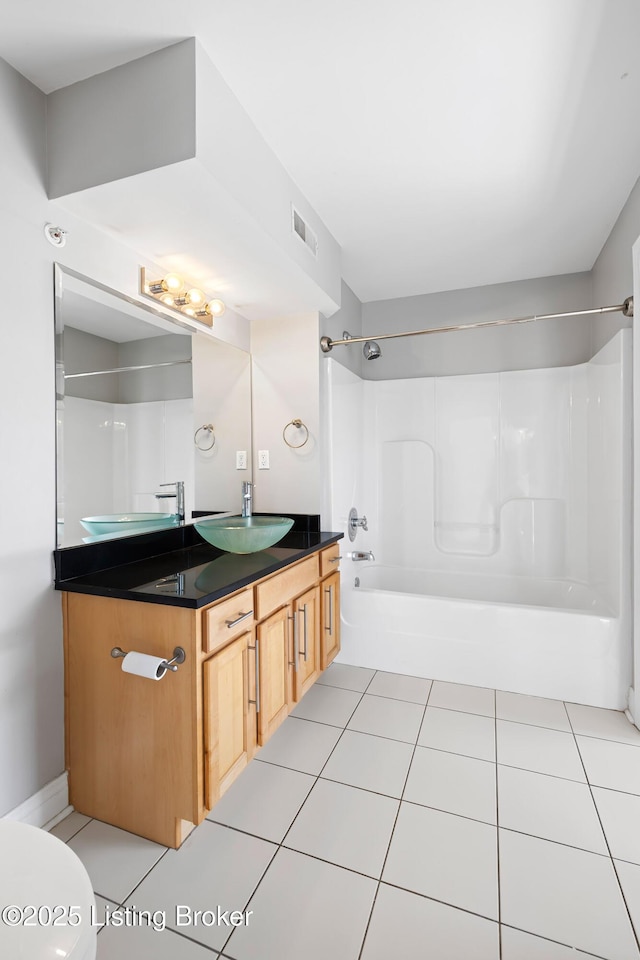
{"left": 55, "top": 265, "right": 252, "bottom": 548}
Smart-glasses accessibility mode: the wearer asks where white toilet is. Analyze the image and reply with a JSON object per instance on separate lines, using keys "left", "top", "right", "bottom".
{"left": 0, "top": 820, "right": 97, "bottom": 959}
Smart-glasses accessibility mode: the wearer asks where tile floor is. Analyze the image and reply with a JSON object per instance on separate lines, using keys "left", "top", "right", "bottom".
{"left": 49, "top": 663, "right": 640, "bottom": 959}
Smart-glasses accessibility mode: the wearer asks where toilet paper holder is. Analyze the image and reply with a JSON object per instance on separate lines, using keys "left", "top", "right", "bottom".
{"left": 110, "top": 646, "right": 186, "bottom": 672}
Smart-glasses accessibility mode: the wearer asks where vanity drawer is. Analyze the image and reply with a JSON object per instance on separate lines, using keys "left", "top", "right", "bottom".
{"left": 255, "top": 555, "right": 319, "bottom": 620}
{"left": 320, "top": 543, "right": 341, "bottom": 578}
{"left": 203, "top": 588, "right": 255, "bottom": 654}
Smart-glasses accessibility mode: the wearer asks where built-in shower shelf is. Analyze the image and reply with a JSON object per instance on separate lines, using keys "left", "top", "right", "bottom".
{"left": 434, "top": 522, "right": 499, "bottom": 556}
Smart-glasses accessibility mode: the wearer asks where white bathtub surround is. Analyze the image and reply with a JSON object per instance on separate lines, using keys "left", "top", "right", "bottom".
{"left": 324, "top": 330, "right": 632, "bottom": 708}
{"left": 63, "top": 396, "right": 194, "bottom": 544}
{"left": 48, "top": 668, "right": 640, "bottom": 960}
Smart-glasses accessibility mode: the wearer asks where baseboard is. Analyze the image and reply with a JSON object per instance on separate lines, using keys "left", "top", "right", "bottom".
{"left": 2, "top": 772, "right": 69, "bottom": 829}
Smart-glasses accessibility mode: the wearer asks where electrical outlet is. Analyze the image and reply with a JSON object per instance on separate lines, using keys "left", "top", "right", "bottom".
{"left": 258, "top": 449, "right": 270, "bottom": 470}
{"left": 236, "top": 450, "right": 247, "bottom": 470}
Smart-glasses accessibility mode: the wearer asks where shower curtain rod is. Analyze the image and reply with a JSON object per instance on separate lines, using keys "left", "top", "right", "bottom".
{"left": 319, "top": 296, "right": 634, "bottom": 353}
{"left": 64, "top": 359, "right": 192, "bottom": 379}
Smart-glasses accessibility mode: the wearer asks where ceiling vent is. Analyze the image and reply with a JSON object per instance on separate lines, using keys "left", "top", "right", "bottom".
{"left": 291, "top": 205, "right": 318, "bottom": 258}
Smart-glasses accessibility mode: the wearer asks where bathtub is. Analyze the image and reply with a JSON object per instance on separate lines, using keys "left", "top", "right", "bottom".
{"left": 340, "top": 565, "right": 630, "bottom": 709}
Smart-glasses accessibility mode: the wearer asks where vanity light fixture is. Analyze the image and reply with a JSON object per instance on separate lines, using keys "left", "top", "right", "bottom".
{"left": 140, "top": 267, "right": 226, "bottom": 327}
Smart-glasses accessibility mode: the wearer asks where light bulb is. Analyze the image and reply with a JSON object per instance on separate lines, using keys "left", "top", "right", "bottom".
{"left": 160, "top": 294, "right": 174, "bottom": 306}
{"left": 209, "top": 299, "right": 225, "bottom": 317}
{"left": 147, "top": 273, "right": 184, "bottom": 296}
{"left": 182, "top": 306, "right": 196, "bottom": 317}
{"left": 186, "top": 287, "right": 205, "bottom": 305}
{"left": 164, "top": 273, "right": 184, "bottom": 293}
{"left": 173, "top": 288, "right": 205, "bottom": 308}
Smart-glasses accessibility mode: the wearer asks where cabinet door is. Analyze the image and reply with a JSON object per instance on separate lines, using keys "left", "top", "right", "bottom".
{"left": 203, "top": 632, "right": 253, "bottom": 810}
{"left": 292, "top": 586, "right": 320, "bottom": 701}
{"left": 255, "top": 606, "right": 291, "bottom": 745}
{"left": 321, "top": 571, "right": 341, "bottom": 669}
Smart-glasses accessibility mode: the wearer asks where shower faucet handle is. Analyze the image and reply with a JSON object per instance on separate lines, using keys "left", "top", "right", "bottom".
{"left": 350, "top": 514, "right": 368, "bottom": 532}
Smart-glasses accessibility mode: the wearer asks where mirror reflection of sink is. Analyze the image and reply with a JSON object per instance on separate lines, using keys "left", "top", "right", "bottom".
{"left": 80, "top": 513, "right": 179, "bottom": 536}
{"left": 194, "top": 515, "right": 294, "bottom": 554}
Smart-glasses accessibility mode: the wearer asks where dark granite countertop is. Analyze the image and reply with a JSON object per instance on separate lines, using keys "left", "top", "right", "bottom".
{"left": 54, "top": 526, "right": 343, "bottom": 609}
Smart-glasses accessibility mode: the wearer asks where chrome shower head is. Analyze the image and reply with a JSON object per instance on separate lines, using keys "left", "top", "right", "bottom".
{"left": 363, "top": 340, "right": 382, "bottom": 360}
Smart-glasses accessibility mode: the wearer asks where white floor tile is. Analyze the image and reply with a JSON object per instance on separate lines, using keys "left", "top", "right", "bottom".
{"left": 361, "top": 882, "right": 499, "bottom": 960}
{"left": 127, "top": 821, "right": 276, "bottom": 951}
{"left": 497, "top": 719, "right": 586, "bottom": 781}
{"left": 418, "top": 707, "right": 496, "bottom": 761}
{"left": 404, "top": 746, "right": 497, "bottom": 824}
{"left": 316, "top": 662, "right": 376, "bottom": 692}
{"left": 577, "top": 736, "right": 640, "bottom": 795}
{"left": 93, "top": 895, "right": 116, "bottom": 929}
{"left": 497, "top": 765, "right": 608, "bottom": 854}
{"left": 207, "top": 760, "right": 315, "bottom": 842}
{"left": 429, "top": 680, "right": 495, "bottom": 717}
{"left": 49, "top": 810, "right": 91, "bottom": 843}
{"left": 321, "top": 729, "right": 414, "bottom": 798}
{"left": 383, "top": 802, "right": 498, "bottom": 920}
{"left": 500, "top": 925, "right": 602, "bottom": 958}
{"left": 226, "top": 847, "right": 377, "bottom": 960}
{"left": 593, "top": 787, "right": 640, "bottom": 865}
{"left": 496, "top": 691, "right": 571, "bottom": 732}
{"left": 98, "top": 924, "right": 217, "bottom": 958}
{"left": 347, "top": 694, "right": 424, "bottom": 743}
{"left": 566, "top": 704, "right": 640, "bottom": 745}
{"left": 290, "top": 682, "right": 362, "bottom": 727}
{"left": 366, "top": 670, "right": 432, "bottom": 704}
{"left": 615, "top": 860, "right": 640, "bottom": 945}
{"left": 284, "top": 778, "right": 399, "bottom": 878}
{"left": 499, "top": 829, "right": 639, "bottom": 960}
{"left": 254, "top": 716, "right": 342, "bottom": 775}
{"left": 67, "top": 819, "right": 167, "bottom": 903}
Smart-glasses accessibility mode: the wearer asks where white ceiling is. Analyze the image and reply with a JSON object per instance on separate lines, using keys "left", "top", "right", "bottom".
{"left": 2, "top": 0, "right": 640, "bottom": 303}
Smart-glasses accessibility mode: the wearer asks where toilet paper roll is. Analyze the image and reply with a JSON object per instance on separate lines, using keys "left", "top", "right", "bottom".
{"left": 121, "top": 651, "right": 168, "bottom": 681}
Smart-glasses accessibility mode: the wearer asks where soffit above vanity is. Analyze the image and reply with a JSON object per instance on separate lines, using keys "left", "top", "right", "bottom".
{"left": 46, "top": 39, "right": 342, "bottom": 322}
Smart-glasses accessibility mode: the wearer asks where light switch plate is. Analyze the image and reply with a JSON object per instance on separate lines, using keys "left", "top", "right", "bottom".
{"left": 258, "top": 450, "right": 270, "bottom": 470}
{"left": 236, "top": 450, "right": 247, "bottom": 470}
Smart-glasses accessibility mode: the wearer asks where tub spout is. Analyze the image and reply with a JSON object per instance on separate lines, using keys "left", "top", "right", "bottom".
{"left": 351, "top": 550, "right": 375, "bottom": 561}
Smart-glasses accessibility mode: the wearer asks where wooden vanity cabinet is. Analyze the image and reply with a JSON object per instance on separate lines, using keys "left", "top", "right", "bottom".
{"left": 255, "top": 605, "right": 290, "bottom": 743}
{"left": 321, "top": 571, "right": 340, "bottom": 669}
{"left": 203, "top": 630, "right": 256, "bottom": 811}
{"left": 255, "top": 553, "right": 321, "bottom": 705}
{"left": 63, "top": 541, "right": 341, "bottom": 849}
{"left": 320, "top": 542, "right": 341, "bottom": 669}
{"left": 290, "top": 585, "right": 321, "bottom": 701}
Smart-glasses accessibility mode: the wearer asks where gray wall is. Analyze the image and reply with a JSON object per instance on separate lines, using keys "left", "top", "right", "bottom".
{"left": 0, "top": 57, "right": 64, "bottom": 815}
{"left": 118, "top": 334, "right": 192, "bottom": 403}
{"left": 360, "top": 273, "right": 593, "bottom": 379}
{"left": 63, "top": 327, "right": 118, "bottom": 402}
{"left": 47, "top": 41, "right": 196, "bottom": 199}
{"left": 591, "top": 176, "right": 640, "bottom": 353}
{"left": 320, "top": 280, "right": 363, "bottom": 378}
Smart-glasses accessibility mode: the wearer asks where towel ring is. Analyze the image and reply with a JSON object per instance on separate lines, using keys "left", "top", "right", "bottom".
{"left": 283, "top": 418, "right": 309, "bottom": 449}
{"left": 194, "top": 424, "right": 216, "bottom": 451}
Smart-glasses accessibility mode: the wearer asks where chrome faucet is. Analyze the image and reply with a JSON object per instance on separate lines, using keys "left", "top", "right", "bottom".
{"left": 351, "top": 550, "right": 375, "bottom": 561}
{"left": 241, "top": 481, "right": 253, "bottom": 518}
{"left": 155, "top": 481, "right": 185, "bottom": 522}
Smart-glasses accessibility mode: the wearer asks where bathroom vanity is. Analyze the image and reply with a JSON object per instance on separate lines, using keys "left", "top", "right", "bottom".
{"left": 56, "top": 525, "right": 342, "bottom": 848}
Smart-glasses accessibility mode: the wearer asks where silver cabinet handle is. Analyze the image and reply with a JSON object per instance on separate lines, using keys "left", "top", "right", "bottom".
{"left": 248, "top": 639, "right": 260, "bottom": 714}
{"left": 324, "top": 585, "right": 333, "bottom": 635}
{"left": 328, "top": 556, "right": 342, "bottom": 563}
{"left": 289, "top": 613, "right": 299, "bottom": 673}
{"left": 300, "top": 603, "right": 308, "bottom": 662}
{"left": 225, "top": 610, "right": 253, "bottom": 629}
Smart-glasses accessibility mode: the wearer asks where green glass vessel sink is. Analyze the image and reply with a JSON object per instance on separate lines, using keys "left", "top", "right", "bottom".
{"left": 194, "top": 515, "right": 294, "bottom": 554}
{"left": 80, "top": 513, "right": 178, "bottom": 536}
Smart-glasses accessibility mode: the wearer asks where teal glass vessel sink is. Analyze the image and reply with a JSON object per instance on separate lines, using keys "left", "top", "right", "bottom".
{"left": 80, "top": 513, "right": 179, "bottom": 536}
{"left": 194, "top": 515, "right": 294, "bottom": 554}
